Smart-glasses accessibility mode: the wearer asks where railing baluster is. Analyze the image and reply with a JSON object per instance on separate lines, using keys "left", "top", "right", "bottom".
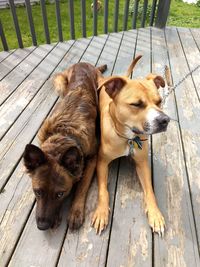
{"left": 25, "top": 0, "right": 37, "bottom": 46}
{"left": 9, "top": 0, "right": 23, "bottom": 48}
{"left": 69, "top": 0, "right": 75, "bottom": 39}
{"left": 113, "top": 0, "right": 119, "bottom": 32}
{"left": 55, "top": 0, "right": 63, "bottom": 41}
{"left": 40, "top": 0, "right": 50, "bottom": 44}
{"left": 123, "top": 0, "right": 130, "bottom": 31}
{"left": 93, "top": 0, "right": 97, "bottom": 36}
{"left": 0, "top": 19, "right": 8, "bottom": 51}
{"left": 150, "top": 0, "right": 157, "bottom": 26}
{"left": 132, "top": 0, "right": 139, "bottom": 29}
{"left": 104, "top": 0, "right": 109, "bottom": 34}
{"left": 141, "top": 0, "right": 148, "bottom": 28}
{"left": 81, "top": 0, "right": 86, "bottom": 37}
{"left": 156, "top": 0, "right": 171, "bottom": 28}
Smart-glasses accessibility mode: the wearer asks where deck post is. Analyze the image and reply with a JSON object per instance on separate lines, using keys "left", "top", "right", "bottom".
{"left": 155, "top": 0, "right": 171, "bottom": 28}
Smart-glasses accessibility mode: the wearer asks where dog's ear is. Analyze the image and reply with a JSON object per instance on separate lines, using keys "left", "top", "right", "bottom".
{"left": 23, "top": 144, "right": 47, "bottom": 172}
{"left": 98, "top": 76, "right": 127, "bottom": 99}
{"left": 146, "top": 74, "right": 165, "bottom": 89}
{"left": 61, "top": 147, "right": 83, "bottom": 177}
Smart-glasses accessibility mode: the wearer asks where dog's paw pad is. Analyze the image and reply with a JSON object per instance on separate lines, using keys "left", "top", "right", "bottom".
{"left": 147, "top": 208, "right": 165, "bottom": 237}
{"left": 91, "top": 206, "right": 110, "bottom": 235}
{"left": 68, "top": 208, "right": 84, "bottom": 230}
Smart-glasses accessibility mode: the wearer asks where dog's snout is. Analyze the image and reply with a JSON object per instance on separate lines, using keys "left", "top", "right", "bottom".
{"left": 37, "top": 217, "right": 51, "bottom": 231}
{"left": 157, "top": 114, "right": 170, "bottom": 127}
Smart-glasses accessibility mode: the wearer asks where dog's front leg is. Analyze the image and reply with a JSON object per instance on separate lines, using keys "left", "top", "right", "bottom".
{"left": 133, "top": 143, "right": 165, "bottom": 236}
{"left": 91, "top": 153, "right": 111, "bottom": 235}
{"left": 68, "top": 155, "right": 97, "bottom": 230}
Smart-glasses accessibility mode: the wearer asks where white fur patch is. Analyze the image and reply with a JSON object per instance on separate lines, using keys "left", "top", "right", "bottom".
{"left": 146, "top": 108, "right": 160, "bottom": 130}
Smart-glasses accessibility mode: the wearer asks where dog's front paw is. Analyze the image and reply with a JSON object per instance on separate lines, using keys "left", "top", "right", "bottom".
{"left": 91, "top": 205, "right": 110, "bottom": 235}
{"left": 146, "top": 207, "right": 165, "bottom": 237}
{"left": 67, "top": 206, "right": 85, "bottom": 230}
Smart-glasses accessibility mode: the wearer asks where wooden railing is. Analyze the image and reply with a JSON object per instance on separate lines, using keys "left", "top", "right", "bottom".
{"left": 0, "top": 0, "right": 171, "bottom": 51}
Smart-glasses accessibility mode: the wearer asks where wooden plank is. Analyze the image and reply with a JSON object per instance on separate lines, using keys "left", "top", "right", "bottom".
{"left": 0, "top": 44, "right": 56, "bottom": 137}
{"left": 106, "top": 28, "right": 152, "bottom": 267}
{"left": 7, "top": 35, "right": 107, "bottom": 267}
{"left": 57, "top": 32, "right": 124, "bottom": 267}
{"left": 152, "top": 27, "right": 200, "bottom": 267}
{"left": 0, "top": 37, "right": 92, "bottom": 266}
{"left": 0, "top": 45, "right": 53, "bottom": 105}
{"left": 0, "top": 47, "right": 34, "bottom": 80}
{"left": 0, "top": 50, "right": 14, "bottom": 63}
{"left": 178, "top": 27, "right": 200, "bottom": 97}
{"left": 165, "top": 27, "right": 200, "bottom": 252}
{"left": 190, "top": 28, "right": 200, "bottom": 46}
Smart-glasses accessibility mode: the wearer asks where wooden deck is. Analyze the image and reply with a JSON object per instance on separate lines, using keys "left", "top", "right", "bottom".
{"left": 0, "top": 27, "right": 200, "bottom": 267}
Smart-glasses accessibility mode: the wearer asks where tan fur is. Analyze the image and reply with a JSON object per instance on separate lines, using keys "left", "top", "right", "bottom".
{"left": 92, "top": 57, "right": 169, "bottom": 236}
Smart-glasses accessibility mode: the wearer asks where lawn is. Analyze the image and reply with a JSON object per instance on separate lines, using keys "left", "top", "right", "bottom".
{"left": 0, "top": 0, "right": 200, "bottom": 51}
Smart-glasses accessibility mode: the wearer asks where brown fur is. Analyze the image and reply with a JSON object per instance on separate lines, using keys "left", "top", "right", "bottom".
{"left": 23, "top": 62, "right": 107, "bottom": 231}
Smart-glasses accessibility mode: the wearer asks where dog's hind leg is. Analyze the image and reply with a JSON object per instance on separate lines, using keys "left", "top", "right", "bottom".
{"left": 67, "top": 155, "right": 97, "bottom": 230}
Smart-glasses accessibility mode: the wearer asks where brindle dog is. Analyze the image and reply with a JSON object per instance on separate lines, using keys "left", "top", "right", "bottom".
{"left": 23, "top": 62, "right": 107, "bottom": 231}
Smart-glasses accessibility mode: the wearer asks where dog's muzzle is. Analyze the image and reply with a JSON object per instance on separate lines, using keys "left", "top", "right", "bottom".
{"left": 144, "top": 111, "right": 170, "bottom": 134}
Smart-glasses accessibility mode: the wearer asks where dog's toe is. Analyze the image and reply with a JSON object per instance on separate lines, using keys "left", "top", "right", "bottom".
{"left": 147, "top": 207, "right": 165, "bottom": 237}
{"left": 68, "top": 208, "right": 84, "bottom": 230}
{"left": 91, "top": 205, "right": 110, "bottom": 235}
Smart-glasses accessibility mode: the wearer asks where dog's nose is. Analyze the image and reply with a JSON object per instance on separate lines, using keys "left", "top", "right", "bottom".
{"left": 156, "top": 114, "right": 170, "bottom": 127}
{"left": 37, "top": 218, "right": 51, "bottom": 230}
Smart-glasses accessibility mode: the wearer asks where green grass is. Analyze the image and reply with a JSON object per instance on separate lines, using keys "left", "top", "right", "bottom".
{"left": 0, "top": 0, "right": 200, "bottom": 51}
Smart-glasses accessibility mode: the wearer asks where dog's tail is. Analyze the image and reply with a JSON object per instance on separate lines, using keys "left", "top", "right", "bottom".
{"left": 53, "top": 73, "right": 68, "bottom": 98}
{"left": 126, "top": 55, "right": 142, "bottom": 77}
{"left": 97, "top": 64, "right": 107, "bottom": 73}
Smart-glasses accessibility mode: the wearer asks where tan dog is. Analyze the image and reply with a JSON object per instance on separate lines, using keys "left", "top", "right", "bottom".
{"left": 92, "top": 56, "right": 170, "bottom": 236}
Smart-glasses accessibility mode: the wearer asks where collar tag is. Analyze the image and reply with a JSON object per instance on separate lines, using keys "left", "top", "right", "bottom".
{"left": 128, "top": 136, "right": 143, "bottom": 155}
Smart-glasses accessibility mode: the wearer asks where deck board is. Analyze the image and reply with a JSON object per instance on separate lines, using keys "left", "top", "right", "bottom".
{"left": 0, "top": 27, "right": 200, "bottom": 267}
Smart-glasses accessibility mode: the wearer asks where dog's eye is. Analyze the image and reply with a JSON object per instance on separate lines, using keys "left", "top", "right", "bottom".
{"left": 130, "top": 101, "right": 144, "bottom": 108}
{"left": 56, "top": 192, "right": 64, "bottom": 198}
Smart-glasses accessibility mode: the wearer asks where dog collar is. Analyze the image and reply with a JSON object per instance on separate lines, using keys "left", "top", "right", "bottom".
{"left": 128, "top": 136, "right": 147, "bottom": 156}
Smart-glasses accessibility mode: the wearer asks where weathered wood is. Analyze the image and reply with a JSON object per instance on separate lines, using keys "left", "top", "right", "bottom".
{"left": 155, "top": 0, "right": 171, "bottom": 28}
{"left": 0, "top": 50, "right": 13, "bottom": 63}
{"left": 165, "top": 27, "right": 200, "bottom": 253}
{"left": 107, "top": 28, "right": 152, "bottom": 267}
{"left": 7, "top": 35, "right": 107, "bottom": 267}
{"left": 81, "top": 0, "right": 86, "bottom": 38}
{"left": 152, "top": 27, "right": 200, "bottom": 267}
{"left": 0, "top": 47, "right": 34, "bottom": 81}
{"left": 132, "top": 0, "right": 139, "bottom": 29}
{"left": 150, "top": 0, "right": 157, "bottom": 26}
{"left": 57, "top": 32, "right": 124, "bottom": 267}
{"left": 93, "top": 0, "right": 97, "bottom": 36}
{"left": 104, "top": 0, "right": 109, "bottom": 34}
{"left": 0, "top": 44, "right": 55, "bottom": 135}
{"left": 178, "top": 27, "right": 200, "bottom": 98}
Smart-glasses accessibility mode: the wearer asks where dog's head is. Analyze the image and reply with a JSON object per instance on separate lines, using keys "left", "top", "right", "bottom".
{"left": 98, "top": 74, "right": 170, "bottom": 135}
{"left": 23, "top": 144, "right": 83, "bottom": 230}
